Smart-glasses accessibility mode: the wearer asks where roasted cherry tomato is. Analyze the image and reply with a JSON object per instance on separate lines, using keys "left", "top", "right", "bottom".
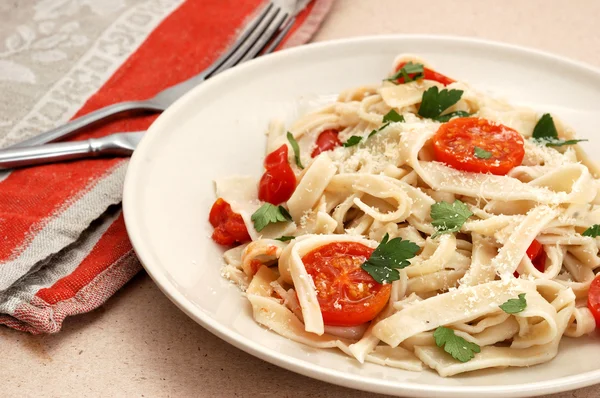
{"left": 432, "top": 117, "right": 525, "bottom": 176}
{"left": 302, "top": 242, "right": 391, "bottom": 326}
{"left": 527, "top": 239, "right": 546, "bottom": 272}
{"left": 264, "top": 143, "right": 289, "bottom": 169}
{"left": 588, "top": 274, "right": 600, "bottom": 328}
{"left": 514, "top": 239, "right": 546, "bottom": 277}
{"left": 311, "top": 129, "right": 342, "bottom": 158}
{"left": 258, "top": 144, "right": 296, "bottom": 205}
{"left": 395, "top": 61, "right": 455, "bottom": 86}
{"left": 209, "top": 198, "right": 251, "bottom": 246}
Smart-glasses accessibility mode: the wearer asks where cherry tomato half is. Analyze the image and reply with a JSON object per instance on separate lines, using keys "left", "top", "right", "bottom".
{"left": 311, "top": 129, "right": 341, "bottom": 158}
{"left": 395, "top": 62, "right": 455, "bottom": 86}
{"left": 588, "top": 274, "right": 600, "bottom": 328}
{"left": 258, "top": 144, "right": 296, "bottom": 205}
{"left": 209, "top": 198, "right": 251, "bottom": 246}
{"left": 527, "top": 239, "right": 546, "bottom": 272}
{"left": 264, "top": 144, "right": 289, "bottom": 169}
{"left": 514, "top": 239, "right": 546, "bottom": 277}
{"left": 302, "top": 242, "right": 391, "bottom": 326}
{"left": 433, "top": 118, "right": 525, "bottom": 176}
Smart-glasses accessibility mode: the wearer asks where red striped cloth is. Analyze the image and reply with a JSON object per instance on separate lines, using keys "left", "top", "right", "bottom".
{"left": 0, "top": 0, "right": 333, "bottom": 334}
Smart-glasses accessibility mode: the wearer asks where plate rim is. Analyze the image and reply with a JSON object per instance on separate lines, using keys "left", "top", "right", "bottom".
{"left": 123, "top": 34, "right": 600, "bottom": 397}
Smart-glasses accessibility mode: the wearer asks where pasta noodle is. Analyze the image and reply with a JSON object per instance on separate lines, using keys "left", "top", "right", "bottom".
{"left": 212, "top": 55, "right": 599, "bottom": 377}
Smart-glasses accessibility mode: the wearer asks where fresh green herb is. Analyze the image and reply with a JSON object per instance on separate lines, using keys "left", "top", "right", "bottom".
{"left": 385, "top": 62, "right": 425, "bottom": 84}
{"left": 499, "top": 293, "right": 527, "bottom": 314}
{"left": 532, "top": 113, "right": 587, "bottom": 147}
{"left": 545, "top": 139, "right": 587, "bottom": 147}
{"left": 343, "top": 135, "right": 362, "bottom": 147}
{"left": 434, "top": 110, "right": 471, "bottom": 122}
{"left": 434, "top": 326, "right": 481, "bottom": 363}
{"left": 418, "top": 87, "right": 464, "bottom": 120}
{"left": 474, "top": 146, "right": 492, "bottom": 159}
{"left": 275, "top": 235, "right": 295, "bottom": 242}
{"left": 532, "top": 113, "right": 558, "bottom": 140}
{"left": 287, "top": 132, "right": 303, "bottom": 169}
{"left": 251, "top": 204, "right": 292, "bottom": 232}
{"left": 430, "top": 200, "right": 473, "bottom": 238}
{"left": 369, "top": 110, "right": 405, "bottom": 137}
{"left": 582, "top": 224, "right": 600, "bottom": 238}
{"left": 382, "top": 109, "right": 404, "bottom": 123}
{"left": 360, "top": 233, "right": 420, "bottom": 284}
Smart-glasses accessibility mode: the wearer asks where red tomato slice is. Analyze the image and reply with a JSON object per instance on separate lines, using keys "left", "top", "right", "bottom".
{"left": 209, "top": 198, "right": 251, "bottom": 246}
{"left": 264, "top": 144, "right": 288, "bottom": 169}
{"left": 526, "top": 239, "right": 546, "bottom": 272}
{"left": 311, "top": 129, "right": 341, "bottom": 158}
{"left": 258, "top": 144, "right": 296, "bottom": 205}
{"left": 395, "top": 62, "right": 455, "bottom": 86}
{"left": 588, "top": 274, "right": 600, "bottom": 328}
{"left": 432, "top": 118, "right": 525, "bottom": 176}
{"left": 302, "top": 242, "right": 391, "bottom": 326}
{"left": 514, "top": 239, "right": 545, "bottom": 277}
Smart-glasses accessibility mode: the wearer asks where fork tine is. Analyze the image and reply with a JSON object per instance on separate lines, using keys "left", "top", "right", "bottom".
{"left": 206, "top": 5, "right": 282, "bottom": 78}
{"left": 238, "top": 12, "right": 289, "bottom": 63}
{"left": 202, "top": 2, "right": 274, "bottom": 78}
{"left": 262, "top": 15, "right": 296, "bottom": 55}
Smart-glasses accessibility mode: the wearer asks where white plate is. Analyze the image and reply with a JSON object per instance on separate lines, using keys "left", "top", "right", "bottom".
{"left": 123, "top": 36, "right": 600, "bottom": 398}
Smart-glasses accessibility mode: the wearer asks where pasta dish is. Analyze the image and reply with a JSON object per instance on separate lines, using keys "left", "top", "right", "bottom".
{"left": 207, "top": 55, "right": 600, "bottom": 377}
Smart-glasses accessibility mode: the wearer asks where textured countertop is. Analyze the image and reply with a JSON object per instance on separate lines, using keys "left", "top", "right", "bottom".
{"left": 3, "top": 0, "right": 600, "bottom": 397}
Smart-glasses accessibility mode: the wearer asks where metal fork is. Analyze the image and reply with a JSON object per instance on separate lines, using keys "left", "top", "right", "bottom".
{"left": 11, "top": 2, "right": 294, "bottom": 148}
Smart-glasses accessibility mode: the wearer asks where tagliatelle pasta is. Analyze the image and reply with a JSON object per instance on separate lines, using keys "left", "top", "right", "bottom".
{"left": 209, "top": 55, "right": 600, "bottom": 377}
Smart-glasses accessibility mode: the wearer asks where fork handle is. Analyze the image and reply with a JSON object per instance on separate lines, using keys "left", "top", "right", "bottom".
{"left": 9, "top": 100, "right": 162, "bottom": 148}
{"left": 0, "top": 137, "right": 133, "bottom": 170}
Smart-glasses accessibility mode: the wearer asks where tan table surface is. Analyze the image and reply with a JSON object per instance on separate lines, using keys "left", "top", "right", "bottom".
{"left": 3, "top": 0, "right": 600, "bottom": 397}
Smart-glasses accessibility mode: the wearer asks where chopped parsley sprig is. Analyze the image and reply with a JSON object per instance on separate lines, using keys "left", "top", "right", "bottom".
{"left": 251, "top": 204, "right": 292, "bottom": 232}
{"left": 430, "top": 200, "right": 473, "bottom": 238}
{"left": 418, "top": 87, "right": 464, "bottom": 121}
{"left": 369, "top": 109, "right": 405, "bottom": 137}
{"left": 275, "top": 235, "right": 295, "bottom": 242}
{"left": 532, "top": 113, "right": 587, "bottom": 147}
{"left": 474, "top": 146, "right": 492, "bottom": 159}
{"left": 385, "top": 62, "right": 425, "bottom": 84}
{"left": 434, "top": 110, "right": 471, "bottom": 122}
{"left": 434, "top": 326, "right": 481, "bottom": 363}
{"left": 346, "top": 109, "right": 405, "bottom": 145}
{"left": 582, "top": 225, "right": 600, "bottom": 238}
{"left": 499, "top": 293, "right": 527, "bottom": 314}
{"left": 343, "top": 135, "right": 362, "bottom": 147}
{"left": 361, "top": 233, "right": 419, "bottom": 284}
{"left": 286, "top": 132, "right": 303, "bottom": 169}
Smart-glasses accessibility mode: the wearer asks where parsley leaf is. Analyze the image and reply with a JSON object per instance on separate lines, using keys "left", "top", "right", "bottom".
{"left": 474, "top": 146, "right": 492, "bottom": 159}
{"left": 499, "top": 293, "right": 527, "bottom": 314}
{"left": 369, "top": 110, "right": 405, "bottom": 138}
{"left": 361, "top": 233, "right": 420, "bottom": 284}
{"left": 434, "top": 110, "right": 471, "bottom": 122}
{"left": 532, "top": 113, "right": 588, "bottom": 147}
{"left": 343, "top": 135, "right": 362, "bottom": 147}
{"left": 275, "top": 235, "right": 295, "bottom": 242}
{"left": 434, "top": 326, "right": 480, "bottom": 363}
{"left": 385, "top": 62, "right": 424, "bottom": 84}
{"left": 532, "top": 113, "right": 558, "bottom": 140}
{"left": 382, "top": 109, "right": 404, "bottom": 123}
{"left": 430, "top": 200, "right": 473, "bottom": 238}
{"left": 287, "top": 132, "right": 303, "bottom": 169}
{"left": 251, "top": 204, "right": 292, "bottom": 232}
{"left": 418, "top": 87, "right": 464, "bottom": 119}
{"left": 582, "top": 224, "right": 600, "bottom": 237}
{"left": 544, "top": 138, "right": 587, "bottom": 147}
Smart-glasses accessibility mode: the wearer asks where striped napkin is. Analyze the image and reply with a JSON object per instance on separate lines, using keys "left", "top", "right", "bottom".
{"left": 0, "top": 0, "right": 333, "bottom": 333}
